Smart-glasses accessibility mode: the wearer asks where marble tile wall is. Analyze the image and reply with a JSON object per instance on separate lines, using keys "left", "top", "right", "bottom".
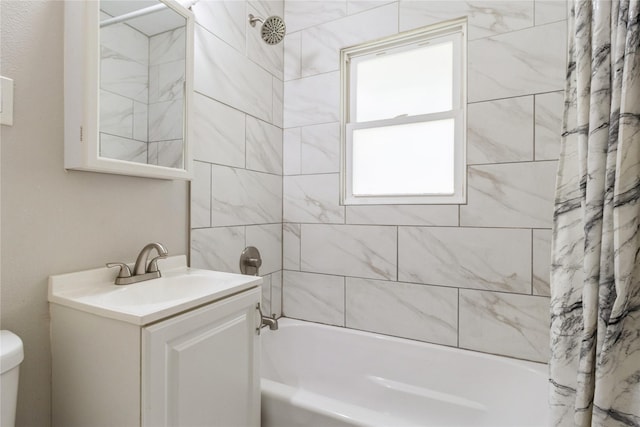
{"left": 190, "top": 0, "right": 285, "bottom": 317}
{"left": 281, "top": 0, "right": 567, "bottom": 363}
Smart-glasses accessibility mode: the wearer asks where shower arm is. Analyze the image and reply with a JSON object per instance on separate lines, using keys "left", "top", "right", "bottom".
{"left": 248, "top": 14, "right": 264, "bottom": 27}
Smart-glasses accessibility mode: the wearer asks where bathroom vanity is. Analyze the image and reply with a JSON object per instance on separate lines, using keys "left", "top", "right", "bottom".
{"left": 48, "top": 256, "right": 262, "bottom": 427}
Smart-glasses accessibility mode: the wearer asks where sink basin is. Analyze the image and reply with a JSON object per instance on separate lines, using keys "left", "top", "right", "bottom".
{"left": 48, "top": 255, "right": 262, "bottom": 325}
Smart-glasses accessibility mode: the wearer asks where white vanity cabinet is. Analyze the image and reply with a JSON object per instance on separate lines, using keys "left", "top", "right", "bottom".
{"left": 49, "top": 257, "right": 262, "bottom": 427}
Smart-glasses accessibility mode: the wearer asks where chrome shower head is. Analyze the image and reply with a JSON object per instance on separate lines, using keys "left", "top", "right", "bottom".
{"left": 249, "top": 14, "right": 286, "bottom": 45}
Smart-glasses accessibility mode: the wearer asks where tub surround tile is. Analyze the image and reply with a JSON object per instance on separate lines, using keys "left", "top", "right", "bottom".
{"left": 211, "top": 166, "right": 282, "bottom": 226}
{"left": 100, "top": 21, "right": 149, "bottom": 65}
{"left": 399, "top": 227, "right": 532, "bottom": 293}
{"left": 346, "top": 205, "right": 458, "bottom": 226}
{"left": 284, "top": 71, "right": 340, "bottom": 128}
{"left": 284, "top": 31, "right": 302, "bottom": 81}
{"left": 300, "top": 224, "right": 397, "bottom": 280}
{"left": 192, "top": 93, "right": 246, "bottom": 168}
{"left": 246, "top": 224, "right": 283, "bottom": 276}
{"left": 468, "top": 96, "right": 534, "bottom": 164}
{"left": 155, "top": 139, "right": 184, "bottom": 169}
{"left": 284, "top": 174, "right": 345, "bottom": 224}
{"left": 191, "top": 227, "right": 246, "bottom": 274}
{"left": 246, "top": 116, "right": 283, "bottom": 175}
{"left": 283, "top": 271, "right": 345, "bottom": 326}
{"left": 300, "top": 4, "right": 398, "bottom": 77}
{"left": 191, "top": 162, "right": 211, "bottom": 229}
{"left": 399, "top": 0, "right": 534, "bottom": 40}
{"left": 148, "top": 60, "right": 185, "bottom": 104}
{"left": 284, "top": 1, "right": 347, "bottom": 33}
{"left": 195, "top": 25, "right": 272, "bottom": 123}
{"left": 346, "top": 278, "right": 458, "bottom": 346}
{"left": 283, "top": 223, "right": 301, "bottom": 270}
{"left": 271, "top": 270, "right": 283, "bottom": 318}
{"left": 148, "top": 100, "right": 184, "bottom": 142}
{"left": 460, "top": 161, "right": 557, "bottom": 228}
{"left": 101, "top": 46, "right": 149, "bottom": 103}
{"left": 273, "top": 77, "right": 284, "bottom": 128}
{"left": 99, "top": 134, "right": 147, "bottom": 164}
{"left": 301, "top": 122, "right": 340, "bottom": 174}
{"left": 535, "top": 0, "right": 567, "bottom": 25}
{"left": 534, "top": 91, "right": 563, "bottom": 160}
{"left": 459, "top": 290, "right": 550, "bottom": 362}
{"left": 261, "top": 274, "right": 273, "bottom": 317}
{"left": 533, "top": 229, "right": 551, "bottom": 296}
{"left": 150, "top": 27, "right": 186, "bottom": 65}
{"left": 347, "top": 1, "right": 395, "bottom": 15}
{"left": 468, "top": 21, "right": 566, "bottom": 102}
{"left": 283, "top": 128, "right": 302, "bottom": 175}
{"left": 133, "top": 101, "right": 148, "bottom": 142}
{"left": 100, "top": 90, "right": 134, "bottom": 139}
{"left": 193, "top": 0, "right": 246, "bottom": 53}
{"left": 248, "top": 1, "right": 285, "bottom": 20}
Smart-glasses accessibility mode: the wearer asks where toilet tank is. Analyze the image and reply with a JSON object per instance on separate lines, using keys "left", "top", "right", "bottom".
{"left": 1, "top": 330, "right": 24, "bottom": 427}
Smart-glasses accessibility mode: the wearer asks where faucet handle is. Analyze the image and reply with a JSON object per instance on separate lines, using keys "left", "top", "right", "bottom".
{"left": 106, "top": 262, "right": 133, "bottom": 278}
{"left": 146, "top": 255, "right": 167, "bottom": 273}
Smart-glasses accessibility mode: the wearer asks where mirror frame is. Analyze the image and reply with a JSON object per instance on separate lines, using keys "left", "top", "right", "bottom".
{"left": 64, "top": 0, "right": 194, "bottom": 180}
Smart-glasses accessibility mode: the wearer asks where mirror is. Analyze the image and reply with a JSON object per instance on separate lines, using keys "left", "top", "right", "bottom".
{"left": 64, "top": 0, "right": 193, "bottom": 180}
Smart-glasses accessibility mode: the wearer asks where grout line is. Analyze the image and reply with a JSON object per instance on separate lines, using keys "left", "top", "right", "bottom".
{"left": 457, "top": 288, "right": 460, "bottom": 348}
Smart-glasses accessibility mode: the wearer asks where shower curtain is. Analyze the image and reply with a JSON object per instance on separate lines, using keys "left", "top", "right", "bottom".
{"left": 550, "top": 0, "right": 640, "bottom": 426}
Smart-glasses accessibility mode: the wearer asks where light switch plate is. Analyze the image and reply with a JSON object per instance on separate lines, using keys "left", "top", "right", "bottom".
{"left": 1, "top": 76, "right": 14, "bottom": 126}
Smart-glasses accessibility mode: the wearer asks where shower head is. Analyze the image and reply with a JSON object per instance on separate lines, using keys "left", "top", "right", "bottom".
{"left": 249, "top": 14, "right": 286, "bottom": 45}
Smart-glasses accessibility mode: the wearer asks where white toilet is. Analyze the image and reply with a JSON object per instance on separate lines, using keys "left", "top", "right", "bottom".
{"left": 0, "top": 330, "right": 23, "bottom": 427}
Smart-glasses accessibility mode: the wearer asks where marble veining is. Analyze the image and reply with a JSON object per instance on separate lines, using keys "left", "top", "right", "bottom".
{"left": 283, "top": 223, "right": 301, "bottom": 270}
{"left": 284, "top": 1, "right": 347, "bottom": 33}
{"left": 246, "top": 224, "right": 282, "bottom": 276}
{"left": 101, "top": 46, "right": 149, "bottom": 104}
{"left": 191, "top": 226, "right": 246, "bottom": 273}
{"left": 284, "top": 174, "right": 345, "bottom": 224}
{"left": 283, "top": 128, "right": 302, "bottom": 175}
{"left": 534, "top": 91, "right": 563, "bottom": 160}
{"left": 191, "top": 161, "right": 211, "bottom": 229}
{"left": 301, "top": 122, "right": 340, "bottom": 174}
{"left": 283, "top": 270, "right": 345, "bottom": 326}
{"left": 100, "top": 90, "right": 134, "bottom": 139}
{"left": 346, "top": 205, "right": 458, "bottom": 226}
{"left": 284, "top": 71, "right": 340, "bottom": 128}
{"left": 532, "top": 229, "right": 551, "bottom": 296}
{"left": 346, "top": 277, "right": 458, "bottom": 346}
{"left": 193, "top": 0, "right": 246, "bottom": 53}
{"left": 148, "top": 99, "right": 184, "bottom": 142}
{"left": 399, "top": 227, "right": 532, "bottom": 293}
{"left": 246, "top": 116, "right": 283, "bottom": 175}
{"left": 99, "top": 133, "right": 147, "bottom": 164}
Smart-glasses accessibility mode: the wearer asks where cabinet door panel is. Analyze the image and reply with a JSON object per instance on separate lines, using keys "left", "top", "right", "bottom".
{"left": 143, "top": 288, "right": 260, "bottom": 427}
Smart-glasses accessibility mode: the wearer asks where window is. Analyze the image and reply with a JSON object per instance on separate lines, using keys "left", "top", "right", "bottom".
{"left": 340, "top": 19, "right": 467, "bottom": 205}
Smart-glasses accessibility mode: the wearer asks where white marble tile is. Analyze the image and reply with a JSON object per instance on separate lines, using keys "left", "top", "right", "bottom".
{"left": 460, "top": 161, "right": 557, "bottom": 228}
{"left": 535, "top": 91, "right": 563, "bottom": 160}
{"left": 191, "top": 226, "right": 246, "bottom": 274}
{"left": 301, "top": 122, "right": 340, "bottom": 174}
{"left": 468, "top": 96, "right": 534, "bottom": 164}
{"left": 284, "top": 31, "right": 302, "bottom": 81}
{"left": 192, "top": 92, "right": 245, "bottom": 167}
{"left": 100, "top": 21, "right": 149, "bottom": 65}
{"left": 211, "top": 166, "right": 282, "bottom": 226}
{"left": 246, "top": 116, "right": 283, "bottom": 174}
{"left": 535, "top": 0, "right": 567, "bottom": 25}
{"left": 149, "top": 60, "right": 185, "bottom": 104}
{"left": 191, "top": 161, "right": 211, "bottom": 229}
{"left": 192, "top": 0, "right": 246, "bottom": 53}
{"left": 246, "top": 223, "right": 283, "bottom": 275}
{"left": 148, "top": 99, "right": 184, "bottom": 142}
{"left": 133, "top": 101, "right": 148, "bottom": 142}
{"left": 284, "top": 1, "right": 347, "bottom": 33}
{"left": 261, "top": 273, "right": 273, "bottom": 316}
{"left": 248, "top": 0, "right": 284, "bottom": 18}
{"left": 148, "top": 142, "right": 158, "bottom": 165}
{"left": 272, "top": 77, "right": 284, "bottom": 128}
{"left": 99, "top": 133, "right": 147, "bottom": 164}
{"left": 399, "top": 0, "right": 534, "bottom": 40}
{"left": 459, "top": 290, "right": 550, "bottom": 362}
{"left": 157, "top": 139, "right": 184, "bottom": 168}
{"left": 346, "top": 277, "right": 458, "bottom": 345}
{"left": 300, "top": 4, "right": 398, "bottom": 77}
{"left": 300, "top": 224, "right": 397, "bottom": 280}
{"left": 150, "top": 27, "right": 186, "bottom": 65}
{"left": 284, "top": 71, "right": 340, "bottom": 128}
{"left": 271, "top": 270, "right": 282, "bottom": 317}
{"left": 346, "top": 205, "right": 458, "bottom": 226}
{"left": 347, "top": 0, "right": 395, "bottom": 15}
{"left": 468, "top": 21, "right": 566, "bottom": 102}
{"left": 101, "top": 46, "right": 149, "bottom": 103}
{"left": 283, "top": 223, "right": 301, "bottom": 270}
{"left": 399, "top": 227, "right": 532, "bottom": 293}
{"left": 283, "top": 128, "right": 301, "bottom": 175}
{"left": 283, "top": 270, "right": 345, "bottom": 326}
{"left": 247, "top": 4, "right": 285, "bottom": 80}
{"left": 284, "top": 174, "right": 345, "bottom": 223}
{"left": 533, "top": 229, "right": 551, "bottom": 296}
{"left": 195, "top": 24, "right": 273, "bottom": 122}
{"left": 100, "top": 90, "right": 133, "bottom": 139}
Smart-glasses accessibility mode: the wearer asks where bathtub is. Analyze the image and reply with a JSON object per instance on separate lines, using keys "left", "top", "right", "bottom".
{"left": 261, "top": 318, "right": 548, "bottom": 427}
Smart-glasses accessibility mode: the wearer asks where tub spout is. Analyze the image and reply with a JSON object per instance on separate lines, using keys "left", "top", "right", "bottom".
{"left": 262, "top": 315, "right": 279, "bottom": 330}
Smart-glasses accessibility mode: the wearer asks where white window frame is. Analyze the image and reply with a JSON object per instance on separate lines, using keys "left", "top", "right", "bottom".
{"left": 340, "top": 18, "right": 467, "bottom": 205}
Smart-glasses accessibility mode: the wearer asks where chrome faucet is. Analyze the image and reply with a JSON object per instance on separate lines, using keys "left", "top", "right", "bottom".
{"left": 107, "top": 242, "right": 168, "bottom": 285}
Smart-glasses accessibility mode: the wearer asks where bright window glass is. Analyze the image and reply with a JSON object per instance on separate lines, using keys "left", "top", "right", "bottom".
{"left": 355, "top": 42, "right": 453, "bottom": 122}
{"left": 352, "top": 119, "right": 455, "bottom": 195}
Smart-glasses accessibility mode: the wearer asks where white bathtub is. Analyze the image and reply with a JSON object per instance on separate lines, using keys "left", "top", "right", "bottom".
{"left": 261, "top": 318, "right": 548, "bottom": 427}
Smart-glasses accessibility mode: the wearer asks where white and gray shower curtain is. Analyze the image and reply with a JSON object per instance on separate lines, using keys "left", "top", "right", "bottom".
{"left": 550, "top": 0, "right": 640, "bottom": 426}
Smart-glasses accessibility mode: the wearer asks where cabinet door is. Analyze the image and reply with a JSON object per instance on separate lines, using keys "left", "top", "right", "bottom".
{"left": 142, "top": 288, "right": 261, "bottom": 427}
